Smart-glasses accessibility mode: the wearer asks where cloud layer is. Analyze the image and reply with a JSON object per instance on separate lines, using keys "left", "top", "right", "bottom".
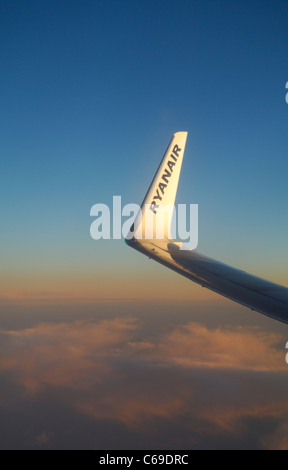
{"left": 0, "top": 301, "right": 288, "bottom": 449}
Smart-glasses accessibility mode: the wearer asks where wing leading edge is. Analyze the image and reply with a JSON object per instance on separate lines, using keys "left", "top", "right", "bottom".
{"left": 125, "top": 132, "right": 288, "bottom": 324}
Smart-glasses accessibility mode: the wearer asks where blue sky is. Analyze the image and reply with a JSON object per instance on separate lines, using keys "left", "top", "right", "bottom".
{"left": 1, "top": 0, "right": 287, "bottom": 294}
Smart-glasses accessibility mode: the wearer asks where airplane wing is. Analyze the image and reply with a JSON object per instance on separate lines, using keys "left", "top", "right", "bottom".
{"left": 125, "top": 132, "right": 288, "bottom": 324}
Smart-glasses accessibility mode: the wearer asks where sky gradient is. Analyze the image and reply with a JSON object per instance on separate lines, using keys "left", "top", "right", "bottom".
{"left": 0, "top": 0, "right": 288, "bottom": 449}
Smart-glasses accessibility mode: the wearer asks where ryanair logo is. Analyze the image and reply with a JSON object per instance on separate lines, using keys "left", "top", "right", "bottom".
{"left": 150, "top": 144, "right": 181, "bottom": 214}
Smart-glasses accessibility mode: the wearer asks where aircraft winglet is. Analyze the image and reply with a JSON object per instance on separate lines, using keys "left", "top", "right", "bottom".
{"left": 126, "top": 132, "right": 188, "bottom": 241}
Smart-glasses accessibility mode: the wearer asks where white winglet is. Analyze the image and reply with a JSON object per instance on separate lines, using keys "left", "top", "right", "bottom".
{"left": 126, "top": 132, "right": 188, "bottom": 241}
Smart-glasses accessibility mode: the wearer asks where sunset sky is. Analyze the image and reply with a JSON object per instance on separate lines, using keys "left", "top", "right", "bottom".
{"left": 0, "top": 0, "right": 288, "bottom": 449}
